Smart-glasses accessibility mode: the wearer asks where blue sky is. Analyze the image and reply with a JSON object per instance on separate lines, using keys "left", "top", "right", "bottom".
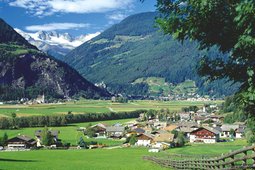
{"left": 0, "top": 0, "right": 157, "bottom": 36}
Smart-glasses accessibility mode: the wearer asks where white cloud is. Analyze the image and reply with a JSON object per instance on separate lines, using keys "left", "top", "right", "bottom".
{"left": 107, "top": 13, "right": 127, "bottom": 21}
{"left": 25, "top": 22, "right": 90, "bottom": 31}
{"left": 7, "top": 0, "right": 134, "bottom": 17}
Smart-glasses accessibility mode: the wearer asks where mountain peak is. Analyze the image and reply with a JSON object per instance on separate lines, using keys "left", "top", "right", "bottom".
{"left": 17, "top": 29, "right": 100, "bottom": 59}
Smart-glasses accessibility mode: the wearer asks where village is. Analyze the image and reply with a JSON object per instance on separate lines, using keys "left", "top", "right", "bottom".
{"left": 0, "top": 103, "right": 246, "bottom": 153}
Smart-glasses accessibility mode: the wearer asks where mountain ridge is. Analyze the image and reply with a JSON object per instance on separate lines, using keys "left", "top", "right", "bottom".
{"left": 15, "top": 29, "right": 100, "bottom": 59}
{"left": 0, "top": 18, "right": 110, "bottom": 101}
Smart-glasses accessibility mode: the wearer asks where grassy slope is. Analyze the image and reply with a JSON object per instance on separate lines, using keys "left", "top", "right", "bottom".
{"left": 0, "top": 100, "right": 221, "bottom": 117}
{"left": 134, "top": 77, "right": 198, "bottom": 96}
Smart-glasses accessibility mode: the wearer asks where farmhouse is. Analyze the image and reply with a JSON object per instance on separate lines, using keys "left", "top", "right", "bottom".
{"left": 220, "top": 124, "right": 239, "bottom": 138}
{"left": 7, "top": 135, "right": 36, "bottom": 149}
{"left": 153, "top": 133, "right": 174, "bottom": 149}
{"left": 235, "top": 127, "right": 245, "bottom": 138}
{"left": 35, "top": 130, "right": 60, "bottom": 146}
{"left": 136, "top": 133, "right": 154, "bottom": 147}
{"left": 90, "top": 123, "right": 108, "bottom": 137}
{"left": 190, "top": 127, "right": 220, "bottom": 143}
{"left": 106, "top": 126, "right": 125, "bottom": 138}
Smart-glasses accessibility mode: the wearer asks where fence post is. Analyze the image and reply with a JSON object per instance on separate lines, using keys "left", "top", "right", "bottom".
{"left": 222, "top": 156, "right": 226, "bottom": 169}
{"left": 243, "top": 147, "right": 247, "bottom": 166}
{"left": 252, "top": 144, "right": 255, "bottom": 166}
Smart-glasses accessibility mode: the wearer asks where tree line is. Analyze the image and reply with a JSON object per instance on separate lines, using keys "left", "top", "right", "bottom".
{"left": 0, "top": 110, "right": 146, "bottom": 129}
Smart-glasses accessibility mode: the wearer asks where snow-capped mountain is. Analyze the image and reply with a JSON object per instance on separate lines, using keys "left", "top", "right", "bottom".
{"left": 15, "top": 29, "right": 100, "bottom": 59}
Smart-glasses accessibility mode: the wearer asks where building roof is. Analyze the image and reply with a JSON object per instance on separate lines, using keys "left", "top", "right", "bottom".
{"left": 106, "top": 126, "right": 125, "bottom": 132}
{"left": 236, "top": 127, "right": 245, "bottom": 133}
{"left": 8, "top": 135, "right": 36, "bottom": 145}
{"left": 233, "top": 122, "right": 246, "bottom": 126}
{"left": 177, "top": 121, "right": 198, "bottom": 128}
{"left": 209, "top": 115, "right": 224, "bottom": 119}
{"left": 179, "top": 127, "right": 194, "bottom": 133}
{"left": 137, "top": 133, "right": 154, "bottom": 140}
{"left": 191, "top": 126, "right": 220, "bottom": 135}
{"left": 35, "top": 130, "right": 59, "bottom": 137}
{"left": 194, "top": 116, "right": 206, "bottom": 121}
{"left": 154, "top": 133, "right": 174, "bottom": 143}
{"left": 163, "top": 125, "right": 178, "bottom": 131}
{"left": 221, "top": 124, "right": 239, "bottom": 132}
{"left": 134, "top": 128, "right": 145, "bottom": 134}
{"left": 91, "top": 123, "right": 108, "bottom": 129}
{"left": 17, "top": 135, "right": 34, "bottom": 141}
{"left": 213, "top": 126, "right": 222, "bottom": 132}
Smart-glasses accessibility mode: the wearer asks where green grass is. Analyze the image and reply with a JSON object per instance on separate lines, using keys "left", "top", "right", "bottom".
{"left": 133, "top": 77, "right": 198, "bottom": 96}
{"left": 167, "top": 139, "right": 247, "bottom": 157}
{"left": 0, "top": 119, "right": 134, "bottom": 146}
{"left": 0, "top": 100, "right": 222, "bottom": 117}
{"left": 0, "top": 148, "right": 169, "bottom": 170}
{"left": 0, "top": 140, "right": 249, "bottom": 170}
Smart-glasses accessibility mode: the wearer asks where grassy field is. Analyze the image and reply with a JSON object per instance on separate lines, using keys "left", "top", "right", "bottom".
{"left": 0, "top": 148, "right": 169, "bottom": 170}
{"left": 0, "top": 140, "right": 248, "bottom": 170}
{"left": 0, "top": 100, "right": 222, "bottom": 117}
{"left": 0, "top": 119, "right": 134, "bottom": 146}
{"left": 167, "top": 139, "right": 247, "bottom": 157}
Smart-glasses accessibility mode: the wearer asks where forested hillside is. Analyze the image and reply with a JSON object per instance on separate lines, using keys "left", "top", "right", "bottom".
{"left": 64, "top": 12, "right": 239, "bottom": 97}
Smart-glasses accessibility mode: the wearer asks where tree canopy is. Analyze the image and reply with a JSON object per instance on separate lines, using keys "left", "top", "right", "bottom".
{"left": 155, "top": 0, "right": 255, "bottom": 118}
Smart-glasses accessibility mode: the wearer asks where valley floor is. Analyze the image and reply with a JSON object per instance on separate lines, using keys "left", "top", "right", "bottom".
{"left": 0, "top": 140, "right": 247, "bottom": 170}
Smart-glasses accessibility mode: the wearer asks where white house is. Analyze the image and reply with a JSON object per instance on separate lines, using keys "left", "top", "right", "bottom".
{"left": 106, "top": 126, "right": 125, "bottom": 138}
{"left": 153, "top": 133, "right": 174, "bottom": 149}
{"left": 235, "top": 126, "right": 245, "bottom": 139}
{"left": 136, "top": 134, "right": 154, "bottom": 147}
{"left": 220, "top": 124, "right": 239, "bottom": 138}
{"left": 190, "top": 127, "right": 220, "bottom": 144}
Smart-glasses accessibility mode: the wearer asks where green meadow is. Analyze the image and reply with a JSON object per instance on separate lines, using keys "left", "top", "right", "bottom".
{"left": 0, "top": 119, "right": 134, "bottom": 146}
{"left": 167, "top": 139, "right": 247, "bottom": 156}
{"left": 0, "top": 148, "right": 169, "bottom": 170}
{"left": 0, "top": 100, "right": 222, "bottom": 117}
{"left": 0, "top": 140, "right": 248, "bottom": 170}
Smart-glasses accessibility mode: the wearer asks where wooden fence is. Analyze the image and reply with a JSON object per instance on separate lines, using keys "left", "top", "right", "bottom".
{"left": 143, "top": 145, "right": 255, "bottom": 170}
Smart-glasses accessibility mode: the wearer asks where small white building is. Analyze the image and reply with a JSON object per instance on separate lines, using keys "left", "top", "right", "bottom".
{"left": 153, "top": 133, "right": 174, "bottom": 149}
{"left": 220, "top": 124, "right": 239, "bottom": 138}
{"left": 136, "top": 134, "right": 154, "bottom": 147}
{"left": 235, "top": 127, "right": 245, "bottom": 139}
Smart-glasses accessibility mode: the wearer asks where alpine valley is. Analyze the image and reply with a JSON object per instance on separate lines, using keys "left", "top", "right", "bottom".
{"left": 63, "top": 12, "right": 239, "bottom": 98}
{"left": 0, "top": 18, "right": 110, "bottom": 101}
